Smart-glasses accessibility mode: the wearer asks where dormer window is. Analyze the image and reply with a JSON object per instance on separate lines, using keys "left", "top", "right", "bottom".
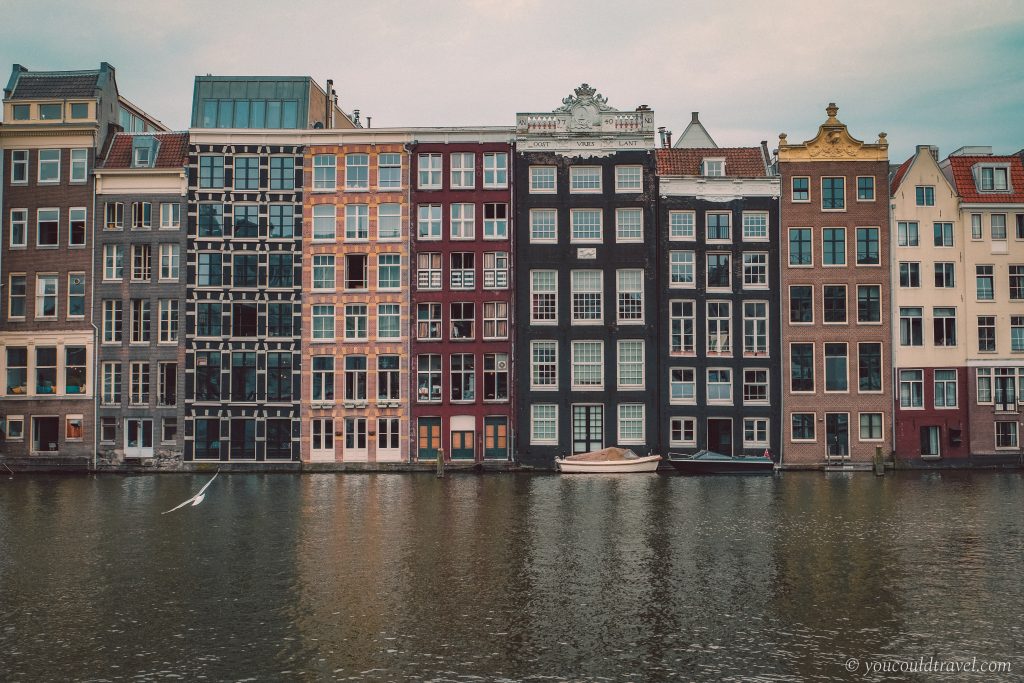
{"left": 702, "top": 158, "right": 725, "bottom": 177}
{"left": 12, "top": 104, "right": 29, "bottom": 120}
{"left": 132, "top": 137, "right": 159, "bottom": 168}
{"left": 39, "top": 104, "right": 62, "bottom": 120}
{"left": 978, "top": 166, "right": 1009, "bottom": 191}
{"left": 70, "top": 103, "right": 89, "bottom": 119}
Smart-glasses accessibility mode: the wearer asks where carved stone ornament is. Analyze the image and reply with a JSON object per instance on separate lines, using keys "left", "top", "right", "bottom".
{"left": 555, "top": 83, "right": 617, "bottom": 131}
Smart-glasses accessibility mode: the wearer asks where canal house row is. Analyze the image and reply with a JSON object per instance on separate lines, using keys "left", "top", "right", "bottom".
{"left": 0, "top": 63, "right": 165, "bottom": 462}
{"left": 2, "top": 65, "right": 1023, "bottom": 470}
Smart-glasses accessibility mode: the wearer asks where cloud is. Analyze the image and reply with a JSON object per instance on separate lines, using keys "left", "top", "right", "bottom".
{"left": 1, "top": 0, "right": 1021, "bottom": 158}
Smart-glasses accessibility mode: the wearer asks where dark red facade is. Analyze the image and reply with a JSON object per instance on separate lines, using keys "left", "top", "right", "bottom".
{"left": 894, "top": 367, "right": 971, "bottom": 461}
{"left": 410, "top": 139, "right": 514, "bottom": 462}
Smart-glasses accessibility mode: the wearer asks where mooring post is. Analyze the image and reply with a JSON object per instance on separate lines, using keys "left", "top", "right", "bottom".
{"left": 874, "top": 445, "right": 884, "bottom": 476}
{"left": 436, "top": 448, "right": 445, "bottom": 478}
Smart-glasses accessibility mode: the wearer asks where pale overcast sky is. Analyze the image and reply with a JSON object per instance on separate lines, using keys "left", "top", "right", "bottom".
{"left": 2, "top": 0, "right": 1022, "bottom": 162}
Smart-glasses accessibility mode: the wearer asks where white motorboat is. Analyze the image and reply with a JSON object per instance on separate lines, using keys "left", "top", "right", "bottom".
{"left": 555, "top": 447, "right": 662, "bottom": 473}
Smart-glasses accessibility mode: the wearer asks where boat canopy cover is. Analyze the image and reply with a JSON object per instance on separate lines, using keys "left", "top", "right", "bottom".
{"left": 563, "top": 447, "right": 640, "bottom": 462}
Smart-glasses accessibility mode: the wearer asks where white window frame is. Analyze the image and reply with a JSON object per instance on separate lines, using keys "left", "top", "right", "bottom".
{"left": 614, "top": 165, "right": 643, "bottom": 193}
{"left": 483, "top": 152, "right": 508, "bottom": 188}
{"left": 312, "top": 204, "right": 336, "bottom": 241}
{"left": 529, "top": 165, "right": 556, "bottom": 194}
{"left": 670, "top": 416, "right": 697, "bottom": 447}
{"left": 530, "top": 270, "right": 557, "bottom": 325}
{"left": 530, "top": 340, "right": 558, "bottom": 391}
{"left": 570, "top": 270, "right": 603, "bottom": 324}
{"left": 529, "top": 208, "right": 557, "bottom": 243}
{"left": 70, "top": 148, "right": 88, "bottom": 183}
{"left": 616, "top": 340, "right": 645, "bottom": 390}
{"left": 569, "top": 166, "right": 601, "bottom": 193}
{"left": 313, "top": 154, "right": 337, "bottom": 191}
{"left": 743, "top": 418, "right": 769, "bottom": 448}
{"left": 450, "top": 203, "right": 475, "bottom": 239}
{"left": 670, "top": 367, "right": 696, "bottom": 405}
{"left": 616, "top": 269, "right": 644, "bottom": 324}
{"left": 571, "top": 340, "right": 604, "bottom": 390}
{"left": 615, "top": 207, "right": 643, "bottom": 243}
{"left": 617, "top": 404, "right": 645, "bottom": 445}
{"left": 530, "top": 404, "right": 558, "bottom": 445}
{"left": 417, "top": 153, "right": 442, "bottom": 189}
{"left": 450, "top": 152, "right": 475, "bottom": 189}
{"left": 570, "top": 208, "right": 602, "bottom": 243}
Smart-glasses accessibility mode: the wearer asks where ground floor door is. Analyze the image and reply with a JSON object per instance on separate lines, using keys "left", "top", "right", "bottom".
{"left": 707, "top": 418, "right": 733, "bottom": 456}
{"left": 484, "top": 417, "right": 509, "bottom": 460}
{"left": 417, "top": 417, "right": 441, "bottom": 461}
{"left": 825, "top": 413, "right": 850, "bottom": 459}
{"left": 451, "top": 430, "right": 474, "bottom": 460}
{"left": 376, "top": 417, "right": 401, "bottom": 461}
{"left": 572, "top": 404, "right": 603, "bottom": 454}
{"left": 32, "top": 416, "right": 59, "bottom": 453}
{"left": 125, "top": 418, "right": 154, "bottom": 458}
{"left": 310, "top": 418, "right": 334, "bottom": 462}
{"left": 344, "top": 417, "right": 368, "bottom": 461}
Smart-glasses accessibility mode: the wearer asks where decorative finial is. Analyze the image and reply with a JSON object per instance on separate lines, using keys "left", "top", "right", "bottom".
{"left": 825, "top": 103, "right": 839, "bottom": 121}
{"left": 779, "top": 133, "right": 788, "bottom": 143}
{"left": 878, "top": 132, "right": 887, "bottom": 141}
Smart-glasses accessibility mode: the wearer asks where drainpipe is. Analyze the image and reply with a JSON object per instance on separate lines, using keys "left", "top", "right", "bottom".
{"left": 91, "top": 141, "right": 99, "bottom": 472}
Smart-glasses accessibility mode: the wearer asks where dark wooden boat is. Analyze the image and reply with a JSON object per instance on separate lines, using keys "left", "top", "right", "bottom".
{"left": 668, "top": 449, "right": 775, "bottom": 475}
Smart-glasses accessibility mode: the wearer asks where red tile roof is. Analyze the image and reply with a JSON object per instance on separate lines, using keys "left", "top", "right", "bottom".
{"left": 946, "top": 155, "right": 1024, "bottom": 203}
{"left": 100, "top": 132, "right": 189, "bottom": 169}
{"left": 889, "top": 155, "right": 913, "bottom": 195}
{"left": 656, "top": 147, "right": 766, "bottom": 177}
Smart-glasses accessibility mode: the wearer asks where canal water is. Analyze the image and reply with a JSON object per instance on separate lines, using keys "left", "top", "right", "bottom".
{"left": 1, "top": 472, "right": 1022, "bottom": 681}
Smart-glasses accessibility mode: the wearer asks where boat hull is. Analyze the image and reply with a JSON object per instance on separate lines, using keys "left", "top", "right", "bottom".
{"left": 668, "top": 458, "right": 774, "bottom": 475}
{"left": 556, "top": 455, "right": 662, "bottom": 473}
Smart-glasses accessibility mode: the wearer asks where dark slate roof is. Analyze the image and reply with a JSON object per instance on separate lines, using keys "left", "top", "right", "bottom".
{"left": 100, "top": 132, "right": 189, "bottom": 169}
{"left": 946, "top": 155, "right": 1024, "bottom": 203}
{"left": 8, "top": 70, "right": 102, "bottom": 99}
{"left": 656, "top": 147, "right": 767, "bottom": 177}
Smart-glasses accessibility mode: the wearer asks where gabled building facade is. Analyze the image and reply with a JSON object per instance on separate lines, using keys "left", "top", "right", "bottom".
{"left": 184, "top": 129, "right": 306, "bottom": 462}
{"left": 514, "top": 85, "right": 657, "bottom": 467}
{"left": 655, "top": 141, "right": 781, "bottom": 459}
{"left": 94, "top": 132, "right": 189, "bottom": 464}
{"left": 0, "top": 63, "right": 163, "bottom": 463}
{"left": 890, "top": 145, "right": 970, "bottom": 462}
{"left": 410, "top": 130, "right": 515, "bottom": 463}
{"left": 302, "top": 132, "right": 410, "bottom": 463}
{"left": 942, "top": 148, "right": 1024, "bottom": 459}
{"left": 778, "top": 104, "right": 892, "bottom": 466}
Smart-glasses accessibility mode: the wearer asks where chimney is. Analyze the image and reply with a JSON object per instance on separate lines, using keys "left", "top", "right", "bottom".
{"left": 352, "top": 109, "right": 360, "bottom": 126}
{"left": 657, "top": 127, "right": 666, "bottom": 148}
{"left": 691, "top": 111, "right": 700, "bottom": 123}
{"left": 326, "top": 79, "right": 333, "bottom": 129}
{"left": 666, "top": 130, "right": 672, "bottom": 147}
{"left": 366, "top": 116, "right": 372, "bottom": 129}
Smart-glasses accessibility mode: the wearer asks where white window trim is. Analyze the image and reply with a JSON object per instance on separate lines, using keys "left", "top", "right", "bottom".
{"left": 617, "top": 403, "right": 646, "bottom": 445}
{"left": 529, "top": 165, "right": 557, "bottom": 194}
{"left": 571, "top": 340, "right": 604, "bottom": 391}
{"left": 569, "top": 166, "right": 602, "bottom": 194}
{"left": 791, "top": 176, "right": 811, "bottom": 203}
{"left": 530, "top": 404, "right": 558, "bottom": 445}
{"left": 614, "top": 165, "right": 643, "bottom": 193}
{"left": 570, "top": 208, "right": 603, "bottom": 244}
{"left": 616, "top": 340, "right": 645, "bottom": 391}
{"left": 857, "top": 412, "right": 885, "bottom": 443}
{"left": 668, "top": 210, "right": 696, "bottom": 242}
{"left": 669, "top": 416, "right": 697, "bottom": 448}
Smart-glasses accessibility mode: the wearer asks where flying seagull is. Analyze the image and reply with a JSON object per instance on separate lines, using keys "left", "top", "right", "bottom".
{"left": 163, "top": 470, "right": 219, "bottom": 514}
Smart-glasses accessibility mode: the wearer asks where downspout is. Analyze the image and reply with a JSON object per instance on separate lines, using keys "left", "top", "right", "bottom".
{"left": 91, "top": 137, "right": 99, "bottom": 471}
